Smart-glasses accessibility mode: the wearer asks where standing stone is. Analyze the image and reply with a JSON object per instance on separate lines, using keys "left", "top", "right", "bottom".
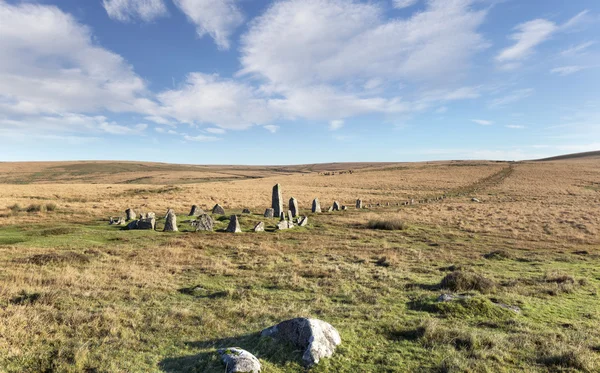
{"left": 272, "top": 184, "right": 283, "bottom": 218}
{"left": 332, "top": 201, "right": 341, "bottom": 211}
{"left": 280, "top": 212, "right": 286, "bottom": 220}
{"left": 125, "top": 208, "right": 136, "bottom": 221}
{"left": 189, "top": 205, "right": 200, "bottom": 216}
{"left": 139, "top": 212, "right": 147, "bottom": 219}
{"left": 298, "top": 216, "right": 308, "bottom": 227}
{"left": 226, "top": 215, "right": 242, "bottom": 233}
{"left": 312, "top": 198, "right": 321, "bottom": 213}
{"left": 289, "top": 197, "right": 299, "bottom": 217}
{"left": 264, "top": 208, "right": 275, "bottom": 218}
{"left": 327, "top": 206, "right": 333, "bottom": 212}
{"left": 147, "top": 212, "right": 156, "bottom": 219}
{"left": 287, "top": 210, "right": 294, "bottom": 222}
{"left": 194, "top": 214, "right": 214, "bottom": 231}
{"left": 356, "top": 199, "right": 363, "bottom": 209}
{"left": 218, "top": 347, "right": 261, "bottom": 373}
{"left": 164, "top": 210, "right": 178, "bottom": 232}
{"left": 212, "top": 204, "right": 225, "bottom": 215}
{"left": 242, "top": 208, "right": 251, "bottom": 214}
{"left": 253, "top": 222, "right": 265, "bottom": 232}
{"left": 277, "top": 220, "right": 290, "bottom": 230}
{"left": 128, "top": 218, "right": 155, "bottom": 230}
{"left": 341, "top": 206, "right": 348, "bottom": 211}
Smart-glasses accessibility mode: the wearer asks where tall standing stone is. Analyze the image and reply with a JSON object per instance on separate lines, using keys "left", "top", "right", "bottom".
{"left": 289, "top": 197, "right": 299, "bottom": 217}
{"left": 287, "top": 210, "right": 294, "bottom": 222}
{"left": 226, "top": 215, "right": 242, "bottom": 233}
{"left": 332, "top": 201, "right": 341, "bottom": 211}
{"left": 253, "top": 222, "right": 265, "bottom": 232}
{"left": 125, "top": 208, "right": 136, "bottom": 221}
{"left": 164, "top": 210, "right": 178, "bottom": 232}
{"left": 356, "top": 199, "right": 363, "bottom": 209}
{"left": 312, "top": 198, "right": 321, "bottom": 213}
{"left": 272, "top": 184, "right": 283, "bottom": 218}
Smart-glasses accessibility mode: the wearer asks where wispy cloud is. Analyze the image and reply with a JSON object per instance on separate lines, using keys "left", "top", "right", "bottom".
{"left": 488, "top": 88, "right": 534, "bottom": 108}
{"left": 560, "top": 41, "right": 596, "bottom": 57}
{"left": 263, "top": 125, "right": 279, "bottom": 133}
{"left": 183, "top": 134, "right": 219, "bottom": 142}
{"left": 506, "top": 124, "right": 525, "bottom": 129}
{"left": 329, "top": 120, "right": 344, "bottom": 131}
{"left": 550, "top": 65, "right": 590, "bottom": 76}
{"left": 103, "top": 0, "right": 167, "bottom": 22}
{"left": 393, "top": 0, "right": 419, "bottom": 9}
{"left": 472, "top": 119, "right": 493, "bottom": 126}
{"left": 206, "top": 127, "right": 226, "bottom": 134}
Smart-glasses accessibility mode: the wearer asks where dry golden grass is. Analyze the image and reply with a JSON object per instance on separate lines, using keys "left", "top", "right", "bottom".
{"left": 0, "top": 157, "right": 599, "bottom": 372}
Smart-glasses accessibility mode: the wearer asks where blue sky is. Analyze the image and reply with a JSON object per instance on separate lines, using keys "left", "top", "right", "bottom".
{"left": 0, "top": 0, "right": 599, "bottom": 164}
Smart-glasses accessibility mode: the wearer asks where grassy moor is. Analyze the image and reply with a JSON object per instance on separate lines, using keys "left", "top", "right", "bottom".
{"left": 0, "top": 155, "right": 599, "bottom": 372}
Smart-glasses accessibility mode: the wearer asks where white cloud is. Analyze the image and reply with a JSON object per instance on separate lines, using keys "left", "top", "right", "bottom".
{"left": 506, "top": 124, "right": 525, "bottom": 129}
{"left": 393, "top": 0, "right": 419, "bottom": 9}
{"left": 488, "top": 88, "right": 534, "bottom": 108}
{"left": 561, "top": 10, "right": 592, "bottom": 31}
{"left": 0, "top": 1, "right": 149, "bottom": 117}
{"left": 496, "top": 19, "right": 557, "bottom": 65}
{"left": 103, "top": 0, "right": 167, "bottom": 22}
{"left": 156, "top": 73, "right": 274, "bottom": 129}
{"left": 173, "top": 0, "right": 244, "bottom": 50}
{"left": 550, "top": 65, "right": 589, "bottom": 76}
{"left": 99, "top": 122, "right": 147, "bottom": 135}
{"left": 263, "top": 125, "right": 279, "bottom": 133}
{"left": 183, "top": 134, "right": 219, "bottom": 142}
{"left": 240, "top": 0, "right": 487, "bottom": 95}
{"left": 472, "top": 119, "right": 493, "bottom": 126}
{"left": 329, "top": 119, "right": 344, "bottom": 130}
{"left": 560, "top": 41, "right": 596, "bottom": 57}
{"left": 206, "top": 127, "right": 226, "bottom": 134}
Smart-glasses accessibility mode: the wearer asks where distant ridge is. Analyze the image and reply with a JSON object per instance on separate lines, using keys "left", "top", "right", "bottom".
{"left": 535, "top": 150, "right": 600, "bottom": 162}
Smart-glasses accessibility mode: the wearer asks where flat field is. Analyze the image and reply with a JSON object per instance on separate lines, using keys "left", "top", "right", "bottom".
{"left": 0, "top": 157, "right": 599, "bottom": 372}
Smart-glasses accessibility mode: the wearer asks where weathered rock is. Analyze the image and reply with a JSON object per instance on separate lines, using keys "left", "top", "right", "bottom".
{"left": 218, "top": 347, "right": 261, "bottom": 373}
{"left": 253, "top": 222, "right": 265, "bottom": 232}
{"left": 341, "top": 205, "right": 348, "bottom": 211}
{"left": 472, "top": 198, "right": 481, "bottom": 203}
{"left": 332, "top": 201, "right": 341, "bottom": 211}
{"left": 242, "top": 208, "right": 251, "bottom": 214}
{"left": 128, "top": 218, "right": 156, "bottom": 230}
{"left": 272, "top": 184, "right": 283, "bottom": 218}
{"left": 277, "top": 220, "right": 289, "bottom": 230}
{"left": 327, "top": 206, "right": 333, "bottom": 212}
{"left": 125, "top": 208, "right": 136, "bottom": 221}
{"left": 264, "top": 208, "right": 274, "bottom": 218}
{"left": 298, "top": 216, "right": 308, "bottom": 227}
{"left": 312, "top": 198, "right": 321, "bottom": 213}
{"left": 356, "top": 199, "right": 363, "bottom": 209}
{"left": 410, "top": 199, "right": 415, "bottom": 205}
{"left": 139, "top": 212, "right": 147, "bottom": 219}
{"left": 212, "top": 204, "right": 225, "bottom": 215}
{"left": 147, "top": 212, "right": 156, "bottom": 219}
{"left": 226, "top": 215, "right": 242, "bottom": 233}
{"left": 164, "top": 209, "right": 174, "bottom": 219}
{"left": 164, "top": 210, "right": 178, "bottom": 232}
{"left": 189, "top": 205, "right": 201, "bottom": 216}
{"left": 493, "top": 302, "right": 521, "bottom": 313}
{"left": 289, "top": 197, "right": 299, "bottom": 217}
{"left": 437, "top": 293, "right": 470, "bottom": 302}
{"left": 193, "top": 214, "right": 214, "bottom": 231}
{"left": 109, "top": 217, "right": 125, "bottom": 225}
{"left": 261, "top": 318, "right": 341, "bottom": 367}
{"left": 279, "top": 212, "right": 286, "bottom": 220}
{"left": 287, "top": 210, "right": 294, "bottom": 222}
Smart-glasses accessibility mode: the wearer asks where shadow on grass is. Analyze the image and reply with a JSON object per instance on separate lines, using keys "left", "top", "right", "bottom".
{"left": 159, "top": 333, "right": 304, "bottom": 373}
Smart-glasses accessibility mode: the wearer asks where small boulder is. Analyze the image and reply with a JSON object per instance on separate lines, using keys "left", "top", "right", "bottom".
{"left": 261, "top": 318, "right": 341, "bottom": 367}
{"left": 147, "top": 212, "right": 156, "bottom": 219}
{"left": 218, "top": 347, "right": 261, "bottom": 373}
{"left": 277, "top": 220, "right": 290, "bottom": 230}
{"left": 312, "top": 198, "right": 321, "bottom": 213}
{"left": 226, "top": 215, "right": 242, "bottom": 233}
{"left": 253, "top": 222, "right": 265, "bottom": 232}
{"left": 194, "top": 214, "right": 214, "bottom": 231}
{"left": 189, "top": 205, "right": 202, "bottom": 216}
{"left": 298, "top": 216, "right": 308, "bottom": 227}
{"left": 125, "top": 208, "right": 136, "bottom": 221}
{"left": 128, "top": 218, "right": 156, "bottom": 230}
{"left": 332, "top": 201, "right": 341, "bottom": 211}
{"left": 472, "top": 198, "right": 481, "bottom": 203}
{"left": 264, "top": 208, "right": 274, "bottom": 218}
{"left": 242, "top": 208, "right": 251, "bottom": 214}
{"left": 327, "top": 206, "right": 333, "bottom": 212}
{"left": 341, "top": 205, "right": 348, "bottom": 211}
{"left": 212, "top": 204, "right": 226, "bottom": 215}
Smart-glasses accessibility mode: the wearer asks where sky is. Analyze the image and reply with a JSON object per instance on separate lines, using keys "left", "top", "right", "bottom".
{"left": 0, "top": 0, "right": 599, "bottom": 164}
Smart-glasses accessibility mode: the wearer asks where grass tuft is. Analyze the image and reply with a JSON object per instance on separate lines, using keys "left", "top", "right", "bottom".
{"left": 367, "top": 218, "right": 406, "bottom": 230}
{"left": 440, "top": 271, "right": 496, "bottom": 293}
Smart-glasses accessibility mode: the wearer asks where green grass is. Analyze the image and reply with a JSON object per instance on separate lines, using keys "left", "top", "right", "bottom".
{"left": 0, "top": 210, "right": 599, "bottom": 372}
